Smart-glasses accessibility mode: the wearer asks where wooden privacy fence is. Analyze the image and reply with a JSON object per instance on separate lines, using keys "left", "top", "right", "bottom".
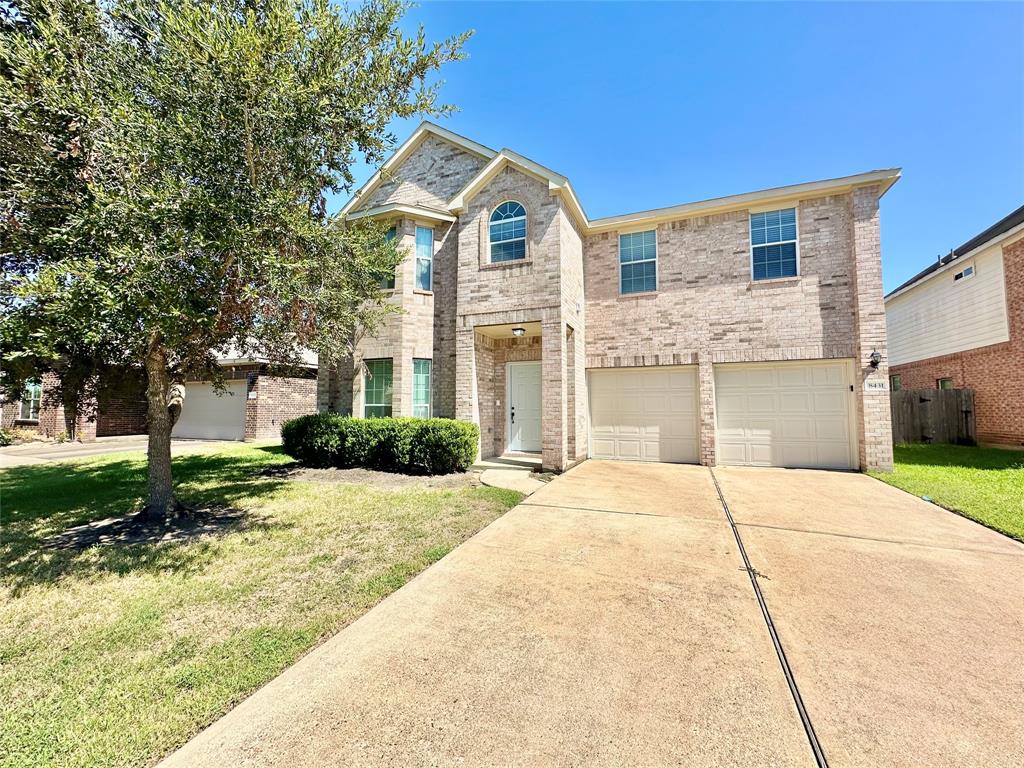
{"left": 890, "top": 388, "right": 976, "bottom": 445}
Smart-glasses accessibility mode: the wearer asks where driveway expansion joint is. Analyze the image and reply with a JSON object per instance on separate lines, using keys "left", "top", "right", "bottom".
{"left": 709, "top": 467, "right": 829, "bottom": 768}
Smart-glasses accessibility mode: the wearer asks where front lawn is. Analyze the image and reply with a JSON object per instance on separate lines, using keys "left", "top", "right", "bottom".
{"left": 870, "top": 444, "right": 1024, "bottom": 541}
{"left": 0, "top": 444, "right": 521, "bottom": 768}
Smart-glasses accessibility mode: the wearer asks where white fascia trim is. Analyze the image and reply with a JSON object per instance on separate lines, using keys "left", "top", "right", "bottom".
{"left": 587, "top": 168, "right": 902, "bottom": 234}
{"left": 340, "top": 122, "right": 497, "bottom": 216}
{"left": 345, "top": 202, "right": 457, "bottom": 224}
{"left": 448, "top": 149, "right": 590, "bottom": 229}
{"left": 884, "top": 221, "right": 1024, "bottom": 304}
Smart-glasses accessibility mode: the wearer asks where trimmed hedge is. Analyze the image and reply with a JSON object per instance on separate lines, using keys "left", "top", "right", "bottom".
{"left": 281, "top": 414, "right": 479, "bottom": 475}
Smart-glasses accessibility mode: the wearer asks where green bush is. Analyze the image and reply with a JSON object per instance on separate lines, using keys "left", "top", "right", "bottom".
{"left": 280, "top": 414, "right": 479, "bottom": 475}
{"left": 0, "top": 429, "right": 12, "bottom": 447}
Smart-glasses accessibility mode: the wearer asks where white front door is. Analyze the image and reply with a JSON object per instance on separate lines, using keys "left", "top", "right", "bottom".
{"left": 507, "top": 362, "right": 542, "bottom": 453}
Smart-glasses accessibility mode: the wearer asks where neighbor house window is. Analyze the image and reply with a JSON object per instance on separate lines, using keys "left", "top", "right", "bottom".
{"left": 619, "top": 230, "right": 657, "bottom": 294}
{"left": 937, "top": 377, "right": 954, "bottom": 390}
{"left": 378, "top": 227, "right": 396, "bottom": 290}
{"left": 19, "top": 380, "right": 41, "bottom": 421}
{"left": 413, "top": 359, "right": 432, "bottom": 418}
{"left": 489, "top": 201, "right": 527, "bottom": 262}
{"left": 750, "top": 207, "right": 798, "bottom": 280}
{"left": 890, "top": 374, "right": 902, "bottom": 391}
{"left": 953, "top": 265, "right": 975, "bottom": 282}
{"left": 363, "top": 359, "right": 393, "bottom": 417}
{"left": 415, "top": 226, "right": 433, "bottom": 291}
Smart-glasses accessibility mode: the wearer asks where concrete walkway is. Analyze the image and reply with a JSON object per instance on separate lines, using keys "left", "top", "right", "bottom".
{"left": 159, "top": 461, "right": 1024, "bottom": 768}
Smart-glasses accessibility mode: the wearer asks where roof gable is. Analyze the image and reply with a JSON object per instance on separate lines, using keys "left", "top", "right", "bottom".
{"left": 341, "top": 122, "right": 496, "bottom": 215}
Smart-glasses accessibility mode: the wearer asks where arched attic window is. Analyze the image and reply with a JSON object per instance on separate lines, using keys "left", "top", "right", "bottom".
{"left": 489, "top": 201, "right": 527, "bottom": 262}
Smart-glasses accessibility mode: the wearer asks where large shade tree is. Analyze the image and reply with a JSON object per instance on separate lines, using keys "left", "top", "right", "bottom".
{"left": 1, "top": 0, "right": 468, "bottom": 516}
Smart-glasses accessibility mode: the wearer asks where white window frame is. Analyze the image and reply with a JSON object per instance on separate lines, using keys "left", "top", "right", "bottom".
{"left": 412, "top": 358, "right": 432, "bottom": 419}
{"left": 618, "top": 229, "right": 658, "bottom": 295}
{"left": 489, "top": 201, "right": 528, "bottom": 263}
{"left": 363, "top": 359, "right": 393, "bottom": 418}
{"left": 19, "top": 380, "right": 42, "bottom": 421}
{"left": 749, "top": 206, "right": 800, "bottom": 281}
{"left": 953, "top": 265, "right": 975, "bottom": 282}
{"left": 415, "top": 226, "right": 433, "bottom": 292}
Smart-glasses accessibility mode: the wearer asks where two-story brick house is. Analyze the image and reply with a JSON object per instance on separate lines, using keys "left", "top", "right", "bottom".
{"left": 319, "top": 122, "right": 898, "bottom": 472}
{"left": 885, "top": 205, "right": 1024, "bottom": 446}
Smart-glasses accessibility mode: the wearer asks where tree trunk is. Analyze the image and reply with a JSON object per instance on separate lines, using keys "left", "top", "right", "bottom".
{"left": 144, "top": 342, "right": 176, "bottom": 518}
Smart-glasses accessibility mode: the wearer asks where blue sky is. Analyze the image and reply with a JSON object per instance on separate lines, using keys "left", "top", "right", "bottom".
{"left": 341, "top": 1, "right": 1024, "bottom": 293}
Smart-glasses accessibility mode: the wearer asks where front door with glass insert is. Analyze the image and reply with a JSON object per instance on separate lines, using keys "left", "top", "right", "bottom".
{"left": 506, "top": 362, "right": 542, "bottom": 453}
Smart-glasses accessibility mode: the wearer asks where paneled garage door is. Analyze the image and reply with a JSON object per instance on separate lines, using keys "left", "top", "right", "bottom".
{"left": 171, "top": 381, "right": 247, "bottom": 441}
{"left": 715, "top": 361, "right": 856, "bottom": 469}
{"left": 588, "top": 366, "right": 699, "bottom": 463}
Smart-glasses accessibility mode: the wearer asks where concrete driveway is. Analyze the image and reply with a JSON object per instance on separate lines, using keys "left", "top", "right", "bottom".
{"left": 0, "top": 436, "right": 258, "bottom": 468}
{"left": 159, "top": 461, "right": 1024, "bottom": 768}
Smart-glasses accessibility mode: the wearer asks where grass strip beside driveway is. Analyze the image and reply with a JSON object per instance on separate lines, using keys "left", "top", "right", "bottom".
{"left": 870, "top": 443, "right": 1024, "bottom": 541}
{"left": 0, "top": 444, "right": 521, "bottom": 768}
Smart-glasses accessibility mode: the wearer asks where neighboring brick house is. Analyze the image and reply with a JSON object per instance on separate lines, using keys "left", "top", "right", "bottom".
{"left": 321, "top": 122, "right": 898, "bottom": 472}
{"left": 2, "top": 357, "right": 317, "bottom": 442}
{"left": 885, "top": 206, "right": 1024, "bottom": 446}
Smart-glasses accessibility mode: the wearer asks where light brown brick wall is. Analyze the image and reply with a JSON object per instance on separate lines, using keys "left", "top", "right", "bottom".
{"left": 890, "top": 237, "right": 1024, "bottom": 446}
{"left": 582, "top": 190, "right": 892, "bottom": 471}
{"left": 363, "top": 134, "right": 488, "bottom": 210}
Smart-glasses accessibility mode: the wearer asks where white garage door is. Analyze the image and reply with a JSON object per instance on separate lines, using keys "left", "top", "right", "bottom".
{"left": 715, "top": 361, "right": 855, "bottom": 469}
{"left": 588, "top": 366, "right": 699, "bottom": 463}
{"left": 171, "top": 381, "right": 247, "bottom": 441}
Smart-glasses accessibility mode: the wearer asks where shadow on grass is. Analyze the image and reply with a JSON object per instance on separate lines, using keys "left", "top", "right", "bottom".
{"left": 893, "top": 443, "right": 1024, "bottom": 471}
{"left": 1, "top": 447, "right": 296, "bottom": 594}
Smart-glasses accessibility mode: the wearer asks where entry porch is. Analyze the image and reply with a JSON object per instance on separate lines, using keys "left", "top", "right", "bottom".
{"left": 455, "top": 317, "right": 587, "bottom": 472}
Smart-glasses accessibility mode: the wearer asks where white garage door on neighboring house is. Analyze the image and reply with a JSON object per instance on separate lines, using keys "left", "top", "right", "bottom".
{"left": 714, "top": 361, "right": 856, "bottom": 470}
{"left": 171, "top": 381, "right": 248, "bottom": 441}
{"left": 588, "top": 366, "right": 699, "bottom": 464}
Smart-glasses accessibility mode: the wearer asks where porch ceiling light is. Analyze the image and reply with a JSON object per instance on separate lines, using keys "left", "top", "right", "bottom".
{"left": 511, "top": 327, "right": 526, "bottom": 338}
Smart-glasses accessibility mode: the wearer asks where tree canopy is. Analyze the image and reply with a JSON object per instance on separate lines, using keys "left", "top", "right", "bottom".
{"left": 1, "top": 0, "right": 469, "bottom": 514}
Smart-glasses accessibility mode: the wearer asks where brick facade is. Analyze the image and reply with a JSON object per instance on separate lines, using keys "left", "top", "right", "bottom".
{"left": 319, "top": 124, "right": 897, "bottom": 472}
{"left": 5, "top": 365, "right": 316, "bottom": 443}
{"left": 890, "top": 237, "right": 1024, "bottom": 446}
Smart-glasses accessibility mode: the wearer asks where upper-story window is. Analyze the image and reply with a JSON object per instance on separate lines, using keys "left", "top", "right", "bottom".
{"left": 489, "top": 201, "right": 527, "bottom": 262}
{"left": 953, "top": 265, "right": 974, "bottom": 282}
{"left": 415, "top": 226, "right": 433, "bottom": 291}
{"left": 750, "top": 207, "right": 798, "bottom": 280}
{"left": 378, "top": 227, "right": 396, "bottom": 290}
{"left": 619, "top": 230, "right": 657, "bottom": 294}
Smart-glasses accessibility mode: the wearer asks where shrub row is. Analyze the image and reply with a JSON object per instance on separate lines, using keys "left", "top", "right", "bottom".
{"left": 280, "top": 414, "right": 479, "bottom": 475}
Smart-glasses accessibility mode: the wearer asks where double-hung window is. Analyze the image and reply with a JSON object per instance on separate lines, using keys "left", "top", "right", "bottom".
{"left": 619, "top": 230, "right": 657, "bottom": 294}
{"left": 750, "top": 208, "right": 798, "bottom": 280}
{"left": 489, "top": 201, "right": 527, "bottom": 262}
{"left": 378, "top": 227, "right": 396, "bottom": 290}
{"left": 363, "top": 359, "right": 393, "bottom": 417}
{"left": 413, "top": 359, "right": 432, "bottom": 418}
{"left": 19, "top": 380, "right": 41, "bottom": 421}
{"left": 415, "top": 226, "right": 433, "bottom": 291}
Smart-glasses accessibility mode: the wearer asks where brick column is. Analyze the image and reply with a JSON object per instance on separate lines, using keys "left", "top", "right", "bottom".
{"left": 541, "top": 319, "right": 567, "bottom": 471}
{"left": 851, "top": 186, "right": 894, "bottom": 472}
{"left": 697, "top": 350, "right": 717, "bottom": 466}
{"left": 392, "top": 354, "right": 411, "bottom": 417}
{"left": 455, "top": 325, "right": 480, "bottom": 461}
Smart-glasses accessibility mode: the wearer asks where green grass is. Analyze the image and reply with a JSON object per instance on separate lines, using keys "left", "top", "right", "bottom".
{"left": 870, "top": 443, "right": 1024, "bottom": 541}
{"left": 0, "top": 445, "right": 522, "bottom": 768}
